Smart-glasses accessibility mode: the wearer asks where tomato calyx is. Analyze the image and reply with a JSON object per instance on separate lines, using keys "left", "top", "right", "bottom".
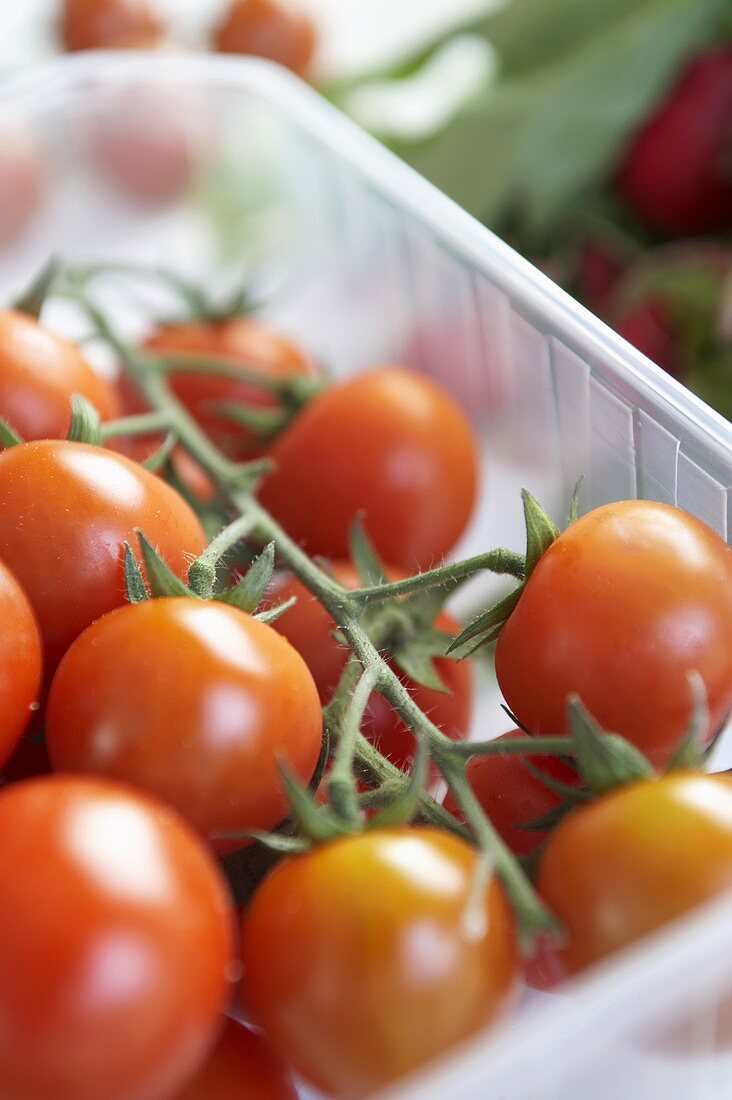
{"left": 123, "top": 527, "right": 297, "bottom": 626}
{"left": 12, "top": 256, "right": 61, "bottom": 319}
{"left": 0, "top": 417, "right": 23, "bottom": 449}
{"left": 557, "top": 678, "right": 710, "bottom": 801}
{"left": 344, "top": 519, "right": 465, "bottom": 694}
{"left": 449, "top": 488, "right": 562, "bottom": 657}
{"left": 152, "top": 350, "right": 327, "bottom": 446}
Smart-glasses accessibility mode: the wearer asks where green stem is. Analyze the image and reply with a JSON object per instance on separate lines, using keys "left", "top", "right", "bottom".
{"left": 327, "top": 665, "right": 379, "bottom": 827}
{"left": 73, "top": 296, "right": 251, "bottom": 489}
{"left": 323, "top": 658, "right": 469, "bottom": 838}
{"left": 101, "top": 411, "right": 173, "bottom": 439}
{"left": 71, "top": 262, "right": 210, "bottom": 314}
{"left": 155, "top": 353, "right": 291, "bottom": 394}
{"left": 188, "top": 513, "right": 258, "bottom": 598}
{"left": 350, "top": 550, "right": 526, "bottom": 602}
{"left": 80, "top": 299, "right": 548, "bottom": 942}
{"left": 449, "top": 736, "right": 575, "bottom": 759}
{"left": 438, "top": 757, "right": 556, "bottom": 951}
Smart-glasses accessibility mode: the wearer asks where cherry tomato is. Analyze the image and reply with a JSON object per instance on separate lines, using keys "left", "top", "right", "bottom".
{"left": 0, "top": 775, "right": 233, "bottom": 1100}
{"left": 0, "top": 310, "right": 120, "bottom": 441}
{"left": 0, "top": 125, "right": 44, "bottom": 249}
{"left": 46, "top": 598, "right": 323, "bottom": 853}
{"left": 242, "top": 827, "right": 518, "bottom": 1098}
{"left": 443, "top": 730, "right": 579, "bottom": 856}
{"left": 140, "top": 317, "right": 315, "bottom": 460}
{"left": 87, "top": 85, "right": 197, "bottom": 207}
{"left": 616, "top": 48, "right": 732, "bottom": 236}
{"left": 495, "top": 500, "right": 732, "bottom": 766}
{"left": 269, "top": 562, "right": 472, "bottom": 770}
{"left": 212, "top": 0, "right": 317, "bottom": 79}
{"left": 259, "top": 368, "right": 479, "bottom": 570}
{"left": 538, "top": 772, "right": 732, "bottom": 974}
{"left": 0, "top": 440, "right": 206, "bottom": 672}
{"left": 175, "top": 1019, "right": 297, "bottom": 1100}
{"left": 0, "top": 736, "right": 50, "bottom": 786}
{"left": 0, "top": 561, "right": 42, "bottom": 770}
{"left": 60, "top": 0, "right": 163, "bottom": 51}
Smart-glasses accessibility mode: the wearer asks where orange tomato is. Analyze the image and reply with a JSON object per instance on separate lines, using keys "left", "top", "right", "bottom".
{"left": 259, "top": 367, "right": 479, "bottom": 570}
{"left": 0, "top": 440, "right": 206, "bottom": 672}
{"left": 47, "top": 598, "right": 323, "bottom": 853}
{"left": 496, "top": 500, "right": 732, "bottom": 765}
{"left": 538, "top": 772, "right": 732, "bottom": 974}
{"left": 0, "top": 775, "right": 233, "bottom": 1100}
{"left": 0, "top": 561, "right": 42, "bottom": 770}
{"left": 141, "top": 316, "right": 315, "bottom": 459}
{"left": 175, "top": 1019, "right": 297, "bottom": 1100}
{"left": 212, "top": 0, "right": 317, "bottom": 78}
{"left": 242, "top": 828, "right": 518, "bottom": 1097}
{"left": 60, "top": 0, "right": 163, "bottom": 51}
{"left": 0, "top": 310, "right": 120, "bottom": 441}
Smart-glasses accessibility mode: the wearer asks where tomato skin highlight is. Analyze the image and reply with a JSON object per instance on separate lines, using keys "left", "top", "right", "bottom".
{"left": 46, "top": 598, "right": 323, "bottom": 853}
{"left": 0, "top": 561, "right": 42, "bottom": 770}
{"left": 141, "top": 317, "right": 314, "bottom": 460}
{"left": 0, "top": 775, "right": 233, "bottom": 1100}
{"left": 538, "top": 773, "right": 732, "bottom": 974}
{"left": 259, "top": 367, "right": 479, "bottom": 571}
{"left": 213, "top": 0, "right": 317, "bottom": 78}
{"left": 495, "top": 500, "right": 732, "bottom": 766}
{"left": 60, "top": 0, "right": 163, "bottom": 50}
{"left": 242, "top": 828, "right": 518, "bottom": 1098}
{"left": 443, "top": 730, "right": 578, "bottom": 856}
{"left": 0, "top": 310, "right": 120, "bottom": 440}
{"left": 175, "top": 1019, "right": 297, "bottom": 1100}
{"left": 0, "top": 440, "right": 206, "bottom": 673}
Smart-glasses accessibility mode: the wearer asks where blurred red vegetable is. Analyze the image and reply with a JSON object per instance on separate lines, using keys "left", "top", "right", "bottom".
{"left": 617, "top": 47, "right": 732, "bottom": 237}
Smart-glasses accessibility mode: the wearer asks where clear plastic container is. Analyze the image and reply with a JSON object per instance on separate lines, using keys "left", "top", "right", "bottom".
{"left": 1, "top": 52, "right": 732, "bottom": 1100}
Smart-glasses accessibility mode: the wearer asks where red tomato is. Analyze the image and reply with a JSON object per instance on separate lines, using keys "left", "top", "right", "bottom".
{"left": 0, "top": 440, "right": 206, "bottom": 673}
{"left": 616, "top": 297, "right": 684, "bottom": 379}
{"left": 213, "top": 0, "right": 317, "bottom": 78}
{"left": 269, "top": 562, "right": 472, "bottom": 770}
{"left": 0, "top": 310, "right": 120, "bottom": 441}
{"left": 577, "top": 239, "right": 626, "bottom": 317}
{"left": 242, "top": 827, "right": 518, "bottom": 1098}
{"left": 175, "top": 1019, "right": 296, "bottom": 1100}
{"left": 443, "top": 730, "right": 578, "bottom": 856}
{"left": 616, "top": 48, "right": 732, "bottom": 236}
{"left": 259, "top": 368, "right": 479, "bottom": 570}
{"left": 0, "top": 125, "right": 44, "bottom": 249}
{"left": 60, "top": 0, "right": 163, "bottom": 50}
{"left": 140, "top": 317, "right": 315, "bottom": 459}
{"left": 46, "top": 598, "right": 323, "bottom": 853}
{"left": 495, "top": 500, "right": 732, "bottom": 766}
{"left": 87, "top": 85, "right": 198, "bottom": 207}
{"left": 0, "top": 775, "right": 233, "bottom": 1100}
{"left": 0, "top": 561, "right": 42, "bottom": 770}
{"left": 0, "top": 736, "right": 51, "bottom": 786}
{"left": 538, "top": 772, "right": 732, "bottom": 974}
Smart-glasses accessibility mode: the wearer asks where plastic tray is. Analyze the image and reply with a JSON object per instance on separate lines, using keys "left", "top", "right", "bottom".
{"left": 1, "top": 53, "right": 732, "bottom": 1100}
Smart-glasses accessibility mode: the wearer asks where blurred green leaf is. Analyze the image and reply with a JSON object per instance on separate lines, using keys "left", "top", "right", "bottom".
{"left": 357, "top": 0, "right": 728, "bottom": 250}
